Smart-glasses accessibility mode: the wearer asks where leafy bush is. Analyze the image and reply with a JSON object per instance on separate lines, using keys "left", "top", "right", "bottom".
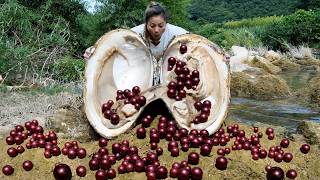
{"left": 224, "top": 16, "right": 283, "bottom": 29}
{"left": 260, "top": 9, "right": 320, "bottom": 50}
{"left": 52, "top": 55, "right": 85, "bottom": 82}
{"left": 195, "top": 23, "right": 262, "bottom": 49}
{"left": 0, "top": 1, "right": 85, "bottom": 84}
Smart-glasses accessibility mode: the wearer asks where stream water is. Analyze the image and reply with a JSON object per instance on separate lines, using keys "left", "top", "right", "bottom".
{"left": 229, "top": 70, "right": 320, "bottom": 134}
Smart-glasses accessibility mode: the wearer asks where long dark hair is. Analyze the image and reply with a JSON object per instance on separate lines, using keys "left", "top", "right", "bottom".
{"left": 144, "top": 2, "right": 168, "bottom": 45}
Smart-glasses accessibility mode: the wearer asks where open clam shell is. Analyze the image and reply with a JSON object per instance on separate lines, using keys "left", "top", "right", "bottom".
{"left": 161, "top": 34, "right": 230, "bottom": 134}
{"left": 84, "top": 29, "right": 153, "bottom": 138}
{"left": 84, "top": 29, "right": 230, "bottom": 138}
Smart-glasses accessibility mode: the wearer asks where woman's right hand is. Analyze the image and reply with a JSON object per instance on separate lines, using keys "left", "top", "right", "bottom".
{"left": 83, "top": 46, "right": 96, "bottom": 61}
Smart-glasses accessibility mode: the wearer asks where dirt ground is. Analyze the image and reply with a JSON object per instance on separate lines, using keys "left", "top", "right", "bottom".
{"left": 0, "top": 90, "right": 319, "bottom": 180}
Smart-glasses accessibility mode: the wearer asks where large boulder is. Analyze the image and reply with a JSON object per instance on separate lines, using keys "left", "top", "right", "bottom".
{"left": 229, "top": 46, "right": 252, "bottom": 72}
{"left": 271, "top": 57, "right": 301, "bottom": 72}
{"left": 297, "top": 74, "right": 320, "bottom": 111}
{"left": 249, "top": 56, "right": 281, "bottom": 74}
{"left": 231, "top": 72, "right": 292, "bottom": 100}
{"left": 297, "top": 120, "right": 320, "bottom": 146}
{"left": 264, "top": 50, "right": 281, "bottom": 62}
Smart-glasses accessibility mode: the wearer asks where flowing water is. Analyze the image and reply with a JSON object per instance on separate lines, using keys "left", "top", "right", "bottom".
{"left": 229, "top": 70, "right": 320, "bottom": 134}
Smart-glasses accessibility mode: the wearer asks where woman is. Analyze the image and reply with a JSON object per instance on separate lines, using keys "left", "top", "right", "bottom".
{"left": 84, "top": 2, "right": 187, "bottom": 60}
{"left": 84, "top": 2, "right": 188, "bottom": 85}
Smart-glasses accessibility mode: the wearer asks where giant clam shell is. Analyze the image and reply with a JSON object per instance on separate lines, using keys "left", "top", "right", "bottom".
{"left": 84, "top": 29, "right": 230, "bottom": 138}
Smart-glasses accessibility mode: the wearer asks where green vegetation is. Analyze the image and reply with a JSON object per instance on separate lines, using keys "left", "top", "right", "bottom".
{"left": 0, "top": 0, "right": 319, "bottom": 85}
{"left": 189, "top": 0, "right": 300, "bottom": 23}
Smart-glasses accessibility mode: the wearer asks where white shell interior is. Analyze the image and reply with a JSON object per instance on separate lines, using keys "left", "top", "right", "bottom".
{"left": 84, "top": 29, "right": 153, "bottom": 138}
{"left": 161, "top": 34, "right": 230, "bottom": 134}
{"left": 84, "top": 30, "right": 230, "bottom": 138}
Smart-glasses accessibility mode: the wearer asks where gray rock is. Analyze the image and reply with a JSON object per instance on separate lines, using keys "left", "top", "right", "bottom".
{"left": 297, "top": 120, "right": 320, "bottom": 146}
{"left": 46, "top": 105, "right": 99, "bottom": 142}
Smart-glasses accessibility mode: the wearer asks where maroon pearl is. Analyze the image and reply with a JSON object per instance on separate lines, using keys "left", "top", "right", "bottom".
{"left": 44, "top": 150, "right": 52, "bottom": 158}
{"left": 77, "top": 148, "right": 86, "bottom": 159}
{"left": 53, "top": 164, "right": 72, "bottom": 180}
{"left": 95, "top": 169, "right": 107, "bottom": 180}
{"left": 126, "top": 163, "right": 134, "bottom": 172}
{"left": 132, "top": 86, "right": 140, "bottom": 94}
{"left": 107, "top": 169, "right": 116, "bottom": 179}
{"left": 215, "top": 156, "right": 228, "bottom": 170}
{"left": 266, "top": 127, "right": 274, "bottom": 135}
{"left": 2, "top": 165, "right": 14, "bottom": 176}
{"left": 150, "top": 133, "right": 160, "bottom": 143}
{"left": 180, "top": 44, "right": 187, "bottom": 54}
{"left": 280, "top": 138, "right": 290, "bottom": 148}
{"left": 266, "top": 167, "right": 284, "bottom": 180}
{"left": 6, "top": 136, "right": 15, "bottom": 145}
{"left": 168, "top": 57, "right": 176, "bottom": 66}
{"left": 100, "top": 159, "right": 111, "bottom": 170}
{"left": 300, "top": 144, "right": 310, "bottom": 154}
{"left": 178, "top": 167, "right": 190, "bottom": 180}
{"left": 147, "top": 152, "right": 158, "bottom": 163}
{"left": 191, "top": 167, "right": 203, "bottom": 180}
{"left": 170, "top": 147, "right": 179, "bottom": 157}
{"left": 118, "top": 165, "right": 126, "bottom": 174}
{"left": 156, "top": 147, "right": 163, "bottom": 156}
{"left": 16, "top": 146, "right": 25, "bottom": 154}
{"left": 225, "top": 147, "right": 231, "bottom": 154}
{"left": 51, "top": 146, "right": 61, "bottom": 156}
{"left": 112, "top": 143, "right": 121, "bottom": 154}
{"left": 265, "top": 165, "right": 272, "bottom": 172}
{"left": 14, "top": 135, "right": 23, "bottom": 145}
{"left": 259, "top": 149, "right": 268, "bottom": 159}
{"left": 89, "top": 159, "right": 100, "bottom": 170}
{"left": 252, "top": 153, "right": 259, "bottom": 160}
{"left": 188, "top": 152, "right": 199, "bottom": 165}
{"left": 136, "top": 127, "right": 146, "bottom": 139}
{"left": 168, "top": 141, "right": 178, "bottom": 151}
{"left": 193, "top": 101, "right": 202, "bottom": 111}
{"left": 7, "top": 147, "right": 18, "bottom": 157}
{"left": 200, "top": 144, "right": 211, "bottom": 156}
{"left": 61, "top": 147, "right": 69, "bottom": 156}
{"left": 22, "top": 160, "right": 33, "bottom": 171}
{"left": 99, "top": 138, "right": 108, "bottom": 147}
{"left": 202, "top": 100, "right": 211, "bottom": 109}
{"left": 181, "top": 143, "right": 189, "bottom": 152}
{"left": 111, "top": 114, "right": 120, "bottom": 125}
{"left": 217, "top": 148, "right": 225, "bottom": 156}
{"left": 156, "top": 166, "right": 168, "bottom": 179}
{"left": 283, "top": 153, "right": 293, "bottom": 162}
{"left": 286, "top": 169, "right": 297, "bottom": 179}
{"left": 170, "top": 168, "right": 179, "bottom": 178}
{"left": 98, "top": 147, "right": 108, "bottom": 155}
{"left": 147, "top": 171, "right": 157, "bottom": 180}
{"left": 134, "top": 160, "right": 145, "bottom": 172}
{"left": 274, "top": 153, "right": 283, "bottom": 163}
{"left": 76, "top": 166, "right": 86, "bottom": 177}
{"left": 268, "top": 133, "right": 275, "bottom": 140}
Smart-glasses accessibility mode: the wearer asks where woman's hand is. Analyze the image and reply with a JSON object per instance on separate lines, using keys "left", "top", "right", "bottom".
{"left": 83, "top": 46, "right": 96, "bottom": 61}
{"left": 223, "top": 53, "right": 230, "bottom": 63}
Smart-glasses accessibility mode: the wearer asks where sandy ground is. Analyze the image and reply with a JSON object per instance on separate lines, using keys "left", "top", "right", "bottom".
{"left": 0, "top": 90, "right": 319, "bottom": 179}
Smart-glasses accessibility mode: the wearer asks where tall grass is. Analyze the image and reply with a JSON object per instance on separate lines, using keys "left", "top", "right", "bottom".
{"left": 224, "top": 16, "right": 283, "bottom": 29}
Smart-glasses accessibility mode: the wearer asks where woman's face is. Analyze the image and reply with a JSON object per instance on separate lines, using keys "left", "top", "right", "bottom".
{"left": 146, "top": 15, "right": 166, "bottom": 41}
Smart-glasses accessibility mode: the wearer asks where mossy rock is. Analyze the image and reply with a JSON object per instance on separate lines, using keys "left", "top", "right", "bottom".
{"left": 271, "top": 58, "right": 301, "bottom": 72}
{"left": 293, "top": 58, "right": 320, "bottom": 67}
{"left": 231, "top": 72, "right": 292, "bottom": 100}
{"left": 297, "top": 121, "right": 320, "bottom": 146}
{"left": 249, "top": 56, "right": 281, "bottom": 74}
{"left": 297, "top": 74, "right": 320, "bottom": 111}
{"left": 46, "top": 106, "right": 99, "bottom": 142}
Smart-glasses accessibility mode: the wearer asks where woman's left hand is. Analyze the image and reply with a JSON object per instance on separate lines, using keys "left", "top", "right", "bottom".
{"left": 223, "top": 54, "right": 230, "bottom": 63}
